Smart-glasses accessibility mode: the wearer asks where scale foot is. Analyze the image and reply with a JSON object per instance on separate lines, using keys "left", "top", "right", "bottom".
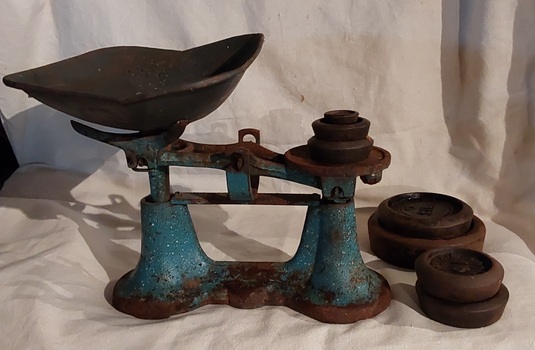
{"left": 112, "top": 270, "right": 391, "bottom": 323}
{"left": 289, "top": 272, "right": 391, "bottom": 324}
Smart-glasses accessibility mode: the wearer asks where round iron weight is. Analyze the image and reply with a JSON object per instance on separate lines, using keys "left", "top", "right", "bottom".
{"left": 311, "top": 117, "right": 370, "bottom": 142}
{"left": 368, "top": 212, "right": 486, "bottom": 269}
{"left": 416, "top": 281, "right": 509, "bottom": 328}
{"left": 323, "top": 110, "right": 361, "bottom": 124}
{"left": 377, "top": 192, "right": 474, "bottom": 240}
{"left": 415, "top": 248, "right": 504, "bottom": 303}
{"left": 307, "top": 136, "right": 374, "bottom": 164}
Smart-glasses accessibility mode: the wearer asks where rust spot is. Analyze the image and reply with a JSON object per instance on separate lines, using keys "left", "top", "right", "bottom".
{"left": 330, "top": 229, "right": 342, "bottom": 245}
{"left": 182, "top": 278, "right": 202, "bottom": 290}
{"left": 112, "top": 268, "right": 391, "bottom": 323}
{"left": 321, "top": 289, "right": 336, "bottom": 303}
{"left": 289, "top": 278, "right": 391, "bottom": 324}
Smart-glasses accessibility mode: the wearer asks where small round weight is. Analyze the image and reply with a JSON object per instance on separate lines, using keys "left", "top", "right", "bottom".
{"left": 415, "top": 248, "right": 504, "bottom": 303}
{"left": 311, "top": 117, "right": 370, "bottom": 142}
{"left": 416, "top": 281, "right": 509, "bottom": 328}
{"left": 377, "top": 192, "right": 474, "bottom": 240}
{"left": 307, "top": 136, "right": 373, "bottom": 164}
{"left": 323, "top": 110, "right": 360, "bottom": 124}
{"left": 368, "top": 212, "right": 486, "bottom": 269}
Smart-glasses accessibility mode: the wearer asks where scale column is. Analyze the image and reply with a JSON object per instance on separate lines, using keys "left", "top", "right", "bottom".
{"left": 148, "top": 166, "right": 170, "bottom": 202}
{"left": 294, "top": 196, "right": 391, "bottom": 323}
{"left": 112, "top": 198, "right": 213, "bottom": 319}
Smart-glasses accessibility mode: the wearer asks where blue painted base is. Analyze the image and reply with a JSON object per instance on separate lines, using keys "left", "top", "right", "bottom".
{"left": 112, "top": 197, "right": 391, "bottom": 323}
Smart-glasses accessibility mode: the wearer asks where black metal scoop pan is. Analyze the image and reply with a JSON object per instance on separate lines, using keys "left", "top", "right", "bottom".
{"left": 3, "top": 34, "right": 263, "bottom": 132}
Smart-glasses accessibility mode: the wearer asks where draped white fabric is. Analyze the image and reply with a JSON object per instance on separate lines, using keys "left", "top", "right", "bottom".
{"left": 0, "top": 1, "right": 534, "bottom": 349}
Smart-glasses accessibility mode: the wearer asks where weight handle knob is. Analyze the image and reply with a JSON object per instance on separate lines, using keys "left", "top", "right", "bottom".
{"left": 323, "top": 110, "right": 361, "bottom": 124}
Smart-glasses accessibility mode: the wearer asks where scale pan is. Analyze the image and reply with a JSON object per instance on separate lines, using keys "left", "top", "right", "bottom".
{"left": 3, "top": 34, "right": 263, "bottom": 132}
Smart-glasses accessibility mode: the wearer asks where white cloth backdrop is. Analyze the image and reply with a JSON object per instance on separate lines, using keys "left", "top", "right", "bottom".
{"left": 1, "top": 1, "right": 534, "bottom": 349}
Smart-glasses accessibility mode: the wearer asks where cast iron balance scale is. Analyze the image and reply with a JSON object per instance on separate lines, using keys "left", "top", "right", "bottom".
{"left": 4, "top": 34, "right": 392, "bottom": 323}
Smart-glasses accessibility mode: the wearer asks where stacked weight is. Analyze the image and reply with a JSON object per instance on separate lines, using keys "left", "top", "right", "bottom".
{"left": 368, "top": 192, "right": 486, "bottom": 269}
{"left": 415, "top": 248, "right": 509, "bottom": 328}
{"left": 308, "top": 110, "right": 373, "bottom": 163}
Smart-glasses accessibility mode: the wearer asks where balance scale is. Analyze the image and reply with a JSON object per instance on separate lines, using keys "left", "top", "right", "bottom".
{"left": 3, "top": 33, "right": 392, "bottom": 324}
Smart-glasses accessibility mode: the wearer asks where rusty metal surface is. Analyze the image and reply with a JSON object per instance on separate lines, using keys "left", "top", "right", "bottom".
{"left": 285, "top": 145, "right": 390, "bottom": 177}
{"left": 170, "top": 192, "right": 321, "bottom": 205}
{"left": 3, "top": 34, "right": 263, "bottom": 132}
{"left": 288, "top": 274, "right": 391, "bottom": 324}
{"left": 113, "top": 268, "right": 391, "bottom": 324}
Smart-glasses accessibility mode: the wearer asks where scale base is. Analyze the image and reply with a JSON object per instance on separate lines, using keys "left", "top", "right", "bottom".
{"left": 113, "top": 270, "right": 391, "bottom": 324}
